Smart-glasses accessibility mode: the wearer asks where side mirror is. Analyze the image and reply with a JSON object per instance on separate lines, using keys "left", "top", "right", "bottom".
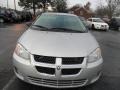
{"left": 26, "top": 22, "right": 32, "bottom": 27}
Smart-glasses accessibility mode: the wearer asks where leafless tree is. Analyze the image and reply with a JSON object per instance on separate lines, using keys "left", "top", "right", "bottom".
{"left": 106, "top": 0, "right": 120, "bottom": 18}
{"left": 84, "top": 2, "right": 91, "bottom": 10}
{"left": 95, "top": 1, "right": 108, "bottom": 18}
{"left": 95, "top": 0, "right": 120, "bottom": 18}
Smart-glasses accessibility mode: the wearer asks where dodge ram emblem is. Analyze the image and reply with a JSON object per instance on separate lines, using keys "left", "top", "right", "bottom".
{"left": 57, "top": 66, "right": 61, "bottom": 70}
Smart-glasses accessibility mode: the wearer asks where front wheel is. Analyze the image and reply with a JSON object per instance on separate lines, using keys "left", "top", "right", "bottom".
{"left": 92, "top": 24, "right": 95, "bottom": 30}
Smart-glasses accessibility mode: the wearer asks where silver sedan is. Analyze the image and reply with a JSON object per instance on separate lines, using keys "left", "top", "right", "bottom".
{"left": 13, "top": 13, "right": 103, "bottom": 88}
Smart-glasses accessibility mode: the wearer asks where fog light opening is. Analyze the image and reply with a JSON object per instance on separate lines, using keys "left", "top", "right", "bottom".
{"left": 90, "top": 71, "right": 101, "bottom": 84}
{"left": 14, "top": 67, "right": 24, "bottom": 80}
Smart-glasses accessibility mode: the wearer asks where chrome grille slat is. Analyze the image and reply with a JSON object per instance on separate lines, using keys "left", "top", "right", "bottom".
{"left": 28, "top": 76, "right": 87, "bottom": 87}
{"left": 32, "top": 81, "right": 58, "bottom": 86}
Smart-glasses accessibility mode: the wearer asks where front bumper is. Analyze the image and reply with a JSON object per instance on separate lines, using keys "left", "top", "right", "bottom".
{"left": 13, "top": 53, "right": 103, "bottom": 88}
{"left": 94, "top": 25, "right": 109, "bottom": 30}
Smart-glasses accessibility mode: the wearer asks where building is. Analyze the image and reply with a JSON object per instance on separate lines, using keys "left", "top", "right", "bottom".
{"left": 69, "top": 5, "right": 94, "bottom": 19}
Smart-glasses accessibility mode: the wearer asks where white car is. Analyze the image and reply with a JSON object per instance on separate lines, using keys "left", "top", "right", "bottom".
{"left": 87, "top": 18, "right": 109, "bottom": 31}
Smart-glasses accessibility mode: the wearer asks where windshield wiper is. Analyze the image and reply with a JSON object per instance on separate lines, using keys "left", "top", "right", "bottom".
{"left": 32, "top": 25, "right": 49, "bottom": 30}
{"left": 50, "top": 27, "right": 85, "bottom": 33}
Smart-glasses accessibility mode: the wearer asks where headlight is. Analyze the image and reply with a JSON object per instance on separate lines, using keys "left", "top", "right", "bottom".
{"left": 87, "top": 48, "right": 102, "bottom": 63}
{"left": 15, "top": 43, "right": 30, "bottom": 60}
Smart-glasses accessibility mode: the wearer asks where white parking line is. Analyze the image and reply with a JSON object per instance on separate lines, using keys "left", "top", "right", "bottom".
{"left": 2, "top": 76, "right": 16, "bottom": 90}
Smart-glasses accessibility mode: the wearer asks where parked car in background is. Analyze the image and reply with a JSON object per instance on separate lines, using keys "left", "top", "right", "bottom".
{"left": 0, "top": 7, "right": 33, "bottom": 23}
{"left": 13, "top": 13, "right": 103, "bottom": 88}
{"left": 21, "top": 11, "right": 32, "bottom": 22}
{"left": 0, "top": 8, "right": 11, "bottom": 23}
{"left": 25, "top": 12, "right": 32, "bottom": 21}
{"left": 87, "top": 18, "right": 109, "bottom": 31}
{"left": 109, "top": 17, "right": 120, "bottom": 31}
{"left": 102, "top": 17, "right": 110, "bottom": 24}
{"left": 10, "top": 10, "right": 33, "bottom": 23}
{"left": 9, "top": 10, "right": 18, "bottom": 22}
{"left": 16, "top": 11, "right": 22, "bottom": 22}
{"left": 79, "top": 16, "right": 89, "bottom": 28}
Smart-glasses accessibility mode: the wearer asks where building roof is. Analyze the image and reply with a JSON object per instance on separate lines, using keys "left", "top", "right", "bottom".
{"left": 69, "top": 5, "right": 93, "bottom": 14}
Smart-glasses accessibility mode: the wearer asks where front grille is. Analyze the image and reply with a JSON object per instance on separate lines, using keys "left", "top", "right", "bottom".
{"left": 101, "top": 25, "right": 107, "bottom": 27}
{"left": 36, "top": 66, "right": 55, "bottom": 75}
{"left": 62, "top": 57, "right": 84, "bottom": 65}
{"left": 28, "top": 76, "right": 87, "bottom": 87}
{"left": 34, "top": 55, "right": 84, "bottom": 75}
{"left": 101, "top": 25, "right": 104, "bottom": 27}
{"left": 62, "top": 68, "right": 81, "bottom": 75}
{"left": 34, "top": 55, "right": 56, "bottom": 64}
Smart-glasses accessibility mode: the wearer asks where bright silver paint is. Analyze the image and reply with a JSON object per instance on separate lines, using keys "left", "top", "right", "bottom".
{"left": 13, "top": 13, "right": 103, "bottom": 88}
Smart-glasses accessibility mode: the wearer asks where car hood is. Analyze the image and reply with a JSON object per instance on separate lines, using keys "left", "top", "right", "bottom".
{"left": 19, "top": 29, "right": 99, "bottom": 57}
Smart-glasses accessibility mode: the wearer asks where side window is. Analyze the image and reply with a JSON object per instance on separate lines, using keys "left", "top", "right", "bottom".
{"left": 88, "top": 19, "right": 92, "bottom": 22}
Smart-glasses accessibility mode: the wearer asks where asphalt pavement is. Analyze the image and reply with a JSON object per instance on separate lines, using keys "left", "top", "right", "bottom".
{"left": 0, "top": 23, "right": 120, "bottom": 90}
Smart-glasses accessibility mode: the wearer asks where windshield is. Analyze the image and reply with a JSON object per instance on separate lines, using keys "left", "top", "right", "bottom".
{"left": 32, "top": 13, "right": 87, "bottom": 33}
{"left": 93, "top": 19, "right": 104, "bottom": 23}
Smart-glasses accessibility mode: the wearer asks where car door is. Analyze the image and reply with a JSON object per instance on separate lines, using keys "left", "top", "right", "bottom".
{"left": 87, "top": 18, "right": 93, "bottom": 28}
{"left": 110, "top": 18, "right": 117, "bottom": 28}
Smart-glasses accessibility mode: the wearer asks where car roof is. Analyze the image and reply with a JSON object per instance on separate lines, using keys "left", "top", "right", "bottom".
{"left": 42, "top": 12, "right": 77, "bottom": 17}
{"left": 89, "top": 18, "right": 101, "bottom": 19}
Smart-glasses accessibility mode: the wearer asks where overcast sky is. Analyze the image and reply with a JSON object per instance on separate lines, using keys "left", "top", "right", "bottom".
{"left": 67, "top": 0, "right": 107, "bottom": 10}
{"left": 0, "top": 0, "right": 107, "bottom": 11}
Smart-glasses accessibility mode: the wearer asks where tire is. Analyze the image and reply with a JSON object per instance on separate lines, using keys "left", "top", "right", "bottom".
{"left": 0, "top": 18, "right": 4, "bottom": 23}
{"left": 92, "top": 24, "right": 95, "bottom": 30}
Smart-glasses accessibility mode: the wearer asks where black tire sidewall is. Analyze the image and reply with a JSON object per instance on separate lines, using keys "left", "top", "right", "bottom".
{"left": 92, "top": 24, "right": 95, "bottom": 30}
